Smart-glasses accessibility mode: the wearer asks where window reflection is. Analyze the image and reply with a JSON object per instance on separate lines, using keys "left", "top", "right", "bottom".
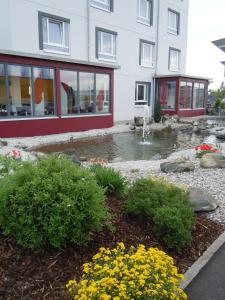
{"left": 159, "top": 81, "right": 176, "bottom": 110}
{"left": 96, "top": 74, "right": 110, "bottom": 113}
{"left": 0, "top": 64, "right": 7, "bottom": 116}
{"left": 179, "top": 81, "right": 192, "bottom": 109}
{"left": 60, "top": 70, "right": 78, "bottom": 114}
{"left": 33, "top": 67, "right": 55, "bottom": 116}
{"left": 79, "top": 72, "right": 94, "bottom": 113}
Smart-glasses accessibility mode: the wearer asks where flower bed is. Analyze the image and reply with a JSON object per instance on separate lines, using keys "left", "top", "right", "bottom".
{"left": 194, "top": 144, "right": 220, "bottom": 158}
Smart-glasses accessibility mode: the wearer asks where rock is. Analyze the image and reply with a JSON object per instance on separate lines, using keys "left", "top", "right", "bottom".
{"left": 200, "top": 153, "right": 225, "bottom": 169}
{"left": 79, "top": 156, "right": 87, "bottom": 162}
{"left": 134, "top": 117, "right": 144, "bottom": 127}
{"left": 188, "top": 188, "right": 218, "bottom": 212}
{"left": 216, "top": 133, "right": 225, "bottom": 140}
{"left": 129, "top": 124, "right": 136, "bottom": 130}
{"left": 160, "top": 160, "right": 195, "bottom": 173}
{"left": 63, "top": 148, "right": 81, "bottom": 165}
{"left": 0, "top": 140, "right": 7, "bottom": 147}
{"left": 193, "top": 121, "right": 199, "bottom": 126}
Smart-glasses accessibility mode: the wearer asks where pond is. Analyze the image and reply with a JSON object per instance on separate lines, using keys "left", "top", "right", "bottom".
{"left": 35, "top": 128, "right": 214, "bottom": 162}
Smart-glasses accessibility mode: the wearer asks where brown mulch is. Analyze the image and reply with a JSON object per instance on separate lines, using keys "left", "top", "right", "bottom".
{"left": 0, "top": 196, "right": 224, "bottom": 300}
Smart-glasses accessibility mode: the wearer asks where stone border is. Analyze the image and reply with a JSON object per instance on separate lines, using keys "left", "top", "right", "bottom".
{"left": 180, "top": 230, "right": 225, "bottom": 289}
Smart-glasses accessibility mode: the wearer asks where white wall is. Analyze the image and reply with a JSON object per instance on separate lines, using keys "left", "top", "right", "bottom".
{"left": 0, "top": 0, "right": 189, "bottom": 122}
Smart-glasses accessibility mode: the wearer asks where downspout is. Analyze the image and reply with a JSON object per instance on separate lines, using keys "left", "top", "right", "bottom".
{"left": 87, "top": 0, "right": 90, "bottom": 61}
{"left": 153, "top": 0, "right": 160, "bottom": 115}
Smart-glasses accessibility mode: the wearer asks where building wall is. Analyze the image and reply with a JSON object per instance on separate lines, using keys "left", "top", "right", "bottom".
{"left": 0, "top": 0, "right": 189, "bottom": 123}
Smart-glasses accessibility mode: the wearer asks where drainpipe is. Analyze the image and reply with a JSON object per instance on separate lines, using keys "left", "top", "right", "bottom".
{"left": 153, "top": 0, "right": 160, "bottom": 116}
{"left": 87, "top": 0, "right": 90, "bottom": 61}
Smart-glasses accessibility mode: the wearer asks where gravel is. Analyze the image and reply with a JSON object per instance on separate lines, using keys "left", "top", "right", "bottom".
{"left": 109, "top": 149, "right": 225, "bottom": 224}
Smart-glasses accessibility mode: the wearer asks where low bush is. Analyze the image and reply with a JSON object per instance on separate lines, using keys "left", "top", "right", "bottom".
{"left": 124, "top": 178, "right": 194, "bottom": 252}
{"left": 0, "top": 155, "right": 22, "bottom": 177}
{"left": 0, "top": 156, "right": 110, "bottom": 250}
{"left": 66, "top": 243, "right": 187, "bottom": 300}
{"left": 89, "top": 165, "right": 127, "bottom": 198}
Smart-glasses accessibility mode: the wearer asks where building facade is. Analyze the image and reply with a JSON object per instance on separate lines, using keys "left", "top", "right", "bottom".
{"left": 0, "top": 0, "right": 190, "bottom": 137}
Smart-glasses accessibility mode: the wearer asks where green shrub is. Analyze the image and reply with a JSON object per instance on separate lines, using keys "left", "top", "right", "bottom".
{"left": 89, "top": 165, "right": 127, "bottom": 198}
{"left": 124, "top": 178, "right": 194, "bottom": 252}
{"left": 153, "top": 206, "right": 194, "bottom": 252}
{"left": 0, "top": 156, "right": 110, "bottom": 250}
{"left": 0, "top": 155, "right": 21, "bottom": 177}
{"left": 154, "top": 98, "right": 161, "bottom": 123}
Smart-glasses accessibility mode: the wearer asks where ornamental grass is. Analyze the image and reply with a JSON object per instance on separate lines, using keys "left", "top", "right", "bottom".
{"left": 66, "top": 243, "right": 187, "bottom": 300}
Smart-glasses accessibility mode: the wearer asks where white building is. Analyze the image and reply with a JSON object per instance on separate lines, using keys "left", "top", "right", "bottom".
{"left": 0, "top": 0, "right": 189, "bottom": 137}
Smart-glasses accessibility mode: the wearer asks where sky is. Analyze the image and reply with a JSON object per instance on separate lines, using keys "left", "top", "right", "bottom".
{"left": 187, "top": 0, "right": 225, "bottom": 90}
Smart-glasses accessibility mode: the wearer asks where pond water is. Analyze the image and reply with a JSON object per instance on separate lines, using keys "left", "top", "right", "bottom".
{"left": 36, "top": 129, "right": 214, "bottom": 162}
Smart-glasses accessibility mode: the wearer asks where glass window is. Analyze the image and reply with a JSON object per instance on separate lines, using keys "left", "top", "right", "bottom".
{"left": 135, "top": 82, "right": 150, "bottom": 106}
{"left": 169, "top": 48, "right": 180, "bottom": 71}
{"left": 0, "top": 64, "right": 8, "bottom": 116}
{"left": 96, "top": 74, "right": 110, "bottom": 113}
{"left": 159, "top": 81, "right": 176, "bottom": 110}
{"left": 60, "top": 70, "right": 78, "bottom": 114}
{"left": 79, "top": 72, "right": 94, "bottom": 114}
{"left": 40, "top": 12, "right": 70, "bottom": 54}
{"left": 193, "top": 83, "right": 205, "bottom": 108}
{"left": 90, "top": 0, "right": 112, "bottom": 11}
{"left": 8, "top": 65, "right": 32, "bottom": 117}
{"left": 140, "top": 41, "right": 154, "bottom": 67}
{"left": 97, "top": 29, "right": 117, "bottom": 61}
{"left": 137, "top": 0, "right": 152, "bottom": 25}
{"left": 179, "top": 81, "right": 193, "bottom": 109}
{"left": 168, "top": 9, "right": 180, "bottom": 35}
{"left": 33, "top": 67, "right": 55, "bottom": 116}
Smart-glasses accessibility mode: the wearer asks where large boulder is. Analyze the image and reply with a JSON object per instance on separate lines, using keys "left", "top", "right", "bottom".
{"left": 216, "top": 133, "right": 225, "bottom": 140}
{"left": 188, "top": 188, "right": 218, "bottom": 212}
{"left": 200, "top": 153, "right": 225, "bottom": 169}
{"left": 134, "top": 117, "right": 144, "bottom": 127}
{"left": 160, "top": 160, "right": 195, "bottom": 173}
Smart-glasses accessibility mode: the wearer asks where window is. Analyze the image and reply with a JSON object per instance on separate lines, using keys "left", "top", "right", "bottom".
{"left": 140, "top": 40, "right": 155, "bottom": 67}
{"left": 168, "top": 9, "right": 180, "bottom": 35}
{"left": 0, "top": 63, "right": 56, "bottom": 118}
{"left": 135, "top": 82, "right": 150, "bottom": 106}
{"left": 39, "top": 12, "right": 70, "bottom": 54}
{"left": 96, "top": 28, "right": 117, "bottom": 61}
{"left": 137, "top": 0, "right": 153, "bottom": 26}
{"left": 159, "top": 81, "right": 176, "bottom": 110}
{"left": 33, "top": 67, "right": 55, "bottom": 116}
{"left": 60, "top": 70, "right": 111, "bottom": 115}
{"left": 60, "top": 70, "right": 78, "bottom": 114}
{"left": 96, "top": 74, "right": 110, "bottom": 113}
{"left": 193, "top": 83, "right": 205, "bottom": 108}
{"left": 90, "top": 0, "right": 113, "bottom": 12}
{"left": 179, "top": 81, "right": 193, "bottom": 109}
{"left": 169, "top": 48, "right": 180, "bottom": 71}
{"left": 0, "top": 64, "right": 8, "bottom": 116}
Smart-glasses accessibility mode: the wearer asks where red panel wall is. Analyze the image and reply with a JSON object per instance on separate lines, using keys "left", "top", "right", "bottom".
{"left": 0, "top": 54, "right": 114, "bottom": 138}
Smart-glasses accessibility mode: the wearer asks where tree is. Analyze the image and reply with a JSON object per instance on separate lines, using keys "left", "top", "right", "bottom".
{"left": 211, "top": 82, "right": 225, "bottom": 109}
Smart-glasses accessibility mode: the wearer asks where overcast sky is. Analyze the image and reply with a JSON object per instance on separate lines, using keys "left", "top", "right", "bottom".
{"left": 187, "top": 0, "right": 225, "bottom": 90}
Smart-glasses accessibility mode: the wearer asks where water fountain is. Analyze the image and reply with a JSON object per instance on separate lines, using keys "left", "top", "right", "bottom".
{"left": 140, "top": 105, "right": 152, "bottom": 145}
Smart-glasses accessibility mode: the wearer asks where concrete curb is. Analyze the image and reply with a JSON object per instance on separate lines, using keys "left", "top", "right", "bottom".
{"left": 180, "top": 230, "right": 225, "bottom": 289}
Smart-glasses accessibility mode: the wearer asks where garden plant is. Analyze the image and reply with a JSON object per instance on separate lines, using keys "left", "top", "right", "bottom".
{"left": 66, "top": 242, "right": 187, "bottom": 299}
{"left": 124, "top": 178, "right": 195, "bottom": 252}
{"left": 0, "top": 155, "right": 111, "bottom": 250}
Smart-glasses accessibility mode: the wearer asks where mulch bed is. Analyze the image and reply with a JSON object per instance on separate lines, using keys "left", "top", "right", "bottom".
{"left": 0, "top": 196, "right": 224, "bottom": 300}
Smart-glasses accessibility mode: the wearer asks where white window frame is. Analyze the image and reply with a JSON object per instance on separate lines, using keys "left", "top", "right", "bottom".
{"left": 168, "top": 9, "right": 180, "bottom": 35}
{"left": 96, "top": 28, "right": 117, "bottom": 62}
{"left": 90, "top": 0, "right": 112, "bottom": 12}
{"left": 169, "top": 48, "right": 180, "bottom": 72}
{"left": 140, "top": 40, "right": 155, "bottom": 68}
{"left": 39, "top": 12, "right": 70, "bottom": 55}
{"left": 44, "top": 18, "right": 69, "bottom": 50}
{"left": 135, "top": 82, "right": 150, "bottom": 106}
{"left": 137, "top": 0, "right": 152, "bottom": 26}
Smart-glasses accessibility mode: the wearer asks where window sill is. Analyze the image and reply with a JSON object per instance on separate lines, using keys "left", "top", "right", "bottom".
{"left": 137, "top": 19, "right": 151, "bottom": 27}
{"left": 167, "top": 30, "right": 179, "bottom": 36}
{"left": 90, "top": 4, "right": 112, "bottom": 13}
{"left": 169, "top": 68, "right": 180, "bottom": 72}
{"left": 61, "top": 113, "right": 112, "bottom": 118}
{"left": 42, "top": 49, "right": 71, "bottom": 56}
{"left": 140, "top": 64, "right": 154, "bottom": 69}
{"left": 97, "top": 57, "right": 117, "bottom": 63}
{"left": 0, "top": 116, "right": 59, "bottom": 122}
